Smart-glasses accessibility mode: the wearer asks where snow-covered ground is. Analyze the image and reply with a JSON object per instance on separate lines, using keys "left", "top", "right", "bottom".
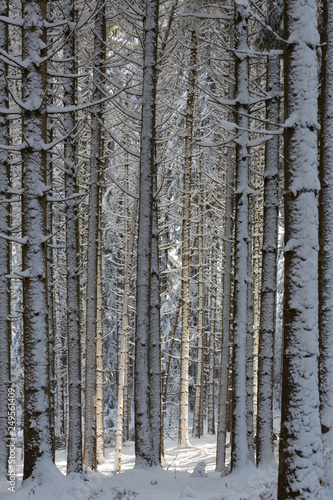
{"left": 0, "top": 435, "right": 280, "bottom": 499}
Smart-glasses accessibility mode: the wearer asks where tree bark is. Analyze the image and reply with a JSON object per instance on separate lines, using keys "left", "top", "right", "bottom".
{"left": 134, "top": 0, "right": 160, "bottom": 468}
{"left": 84, "top": 0, "right": 105, "bottom": 470}
{"left": 208, "top": 240, "right": 216, "bottom": 436}
{"left": 22, "top": 0, "right": 53, "bottom": 479}
{"left": 231, "top": 0, "right": 251, "bottom": 471}
{"left": 115, "top": 198, "right": 137, "bottom": 472}
{"left": 278, "top": 0, "right": 322, "bottom": 496}
{"left": 178, "top": 28, "right": 197, "bottom": 449}
{"left": 256, "top": 53, "right": 280, "bottom": 468}
{"left": 319, "top": 0, "right": 333, "bottom": 488}
{"left": 193, "top": 182, "right": 205, "bottom": 439}
{"left": 63, "top": 0, "right": 82, "bottom": 474}
{"left": 216, "top": 81, "right": 234, "bottom": 475}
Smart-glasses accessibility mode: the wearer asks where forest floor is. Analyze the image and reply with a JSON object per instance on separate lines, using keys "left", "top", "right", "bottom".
{"left": 1, "top": 434, "right": 281, "bottom": 500}
{"left": 2, "top": 433, "right": 333, "bottom": 499}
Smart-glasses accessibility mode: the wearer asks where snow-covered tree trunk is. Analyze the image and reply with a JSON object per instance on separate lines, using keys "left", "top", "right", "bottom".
{"left": 192, "top": 183, "right": 205, "bottom": 439}
{"left": 122, "top": 168, "right": 134, "bottom": 445}
{"left": 95, "top": 216, "right": 104, "bottom": 465}
{"left": 256, "top": 53, "right": 280, "bottom": 467}
{"left": 53, "top": 254, "right": 65, "bottom": 438}
{"left": 134, "top": 0, "right": 160, "bottom": 468}
{"left": 319, "top": 0, "right": 333, "bottom": 480}
{"left": 123, "top": 342, "right": 131, "bottom": 442}
{"left": 216, "top": 82, "right": 234, "bottom": 475}
{"left": 231, "top": 0, "right": 251, "bottom": 471}
{"left": 208, "top": 241, "right": 217, "bottom": 435}
{"left": 0, "top": 0, "right": 10, "bottom": 479}
{"left": 149, "top": 163, "right": 161, "bottom": 464}
{"left": 22, "top": 0, "right": 53, "bottom": 479}
{"left": 84, "top": 0, "right": 105, "bottom": 470}
{"left": 246, "top": 232, "right": 254, "bottom": 463}
{"left": 63, "top": 0, "right": 82, "bottom": 474}
{"left": 278, "top": 0, "right": 322, "bottom": 496}
{"left": 179, "top": 28, "right": 197, "bottom": 449}
{"left": 319, "top": 0, "right": 333, "bottom": 487}
{"left": 115, "top": 201, "right": 137, "bottom": 472}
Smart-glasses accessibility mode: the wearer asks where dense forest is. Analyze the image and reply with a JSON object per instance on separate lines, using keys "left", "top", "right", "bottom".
{"left": 0, "top": 0, "right": 332, "bottom": 498}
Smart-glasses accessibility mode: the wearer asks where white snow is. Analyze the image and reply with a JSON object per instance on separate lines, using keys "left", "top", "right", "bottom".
{"left": 1, "top": 435, "right": 282, "bottom": 500}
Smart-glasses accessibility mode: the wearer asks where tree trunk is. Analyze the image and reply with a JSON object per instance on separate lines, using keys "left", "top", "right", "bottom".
{"left": 278, "top": 0, "right": 322, "bottom": 496}
{"left": 178, "top": 28, "right": 197, "bottom": 449}
{"left": 208, "top": 241, "right": 216, "bottom": 435}
{"left": 115, "top": 199, "right": 137, "bottom": 472}
{"left": 22, "top": 0, "right": 53, "bottom": 479}
{"left": 95, "top": 217, "right": 105, "bottom": 464}
{"left": 149, "top": 168, "right": 162, "bottom": 464}
{"left": 84, "top": 0, "right": 105, "bottom": 470}
{"left": 193, "top": 183, "right": 205, "bottom": 439}
{"left": 134, "top": 0, "right": 160, "bottom": 468}
{"left": 231, "top": 0, "right": 251, "bottom": 471}
{"left": 216, "top": 81, "right": 234, "bottom": 475}
{"left": 63, "top": 0, "right": 82, "bottom": 474}
{"left": 256, "top": 53, "right": 280, "bottom": 467}
{"left": 319, "top": 0, "right": 333, "bottom": 488}
{"left": 246, "top": 231, "right": 254, "bottom": 463}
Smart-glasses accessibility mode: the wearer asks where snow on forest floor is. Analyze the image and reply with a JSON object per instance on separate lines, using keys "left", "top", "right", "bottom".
{"left": 0, "top": 434, "right": 280, "bottom": 500}
{"left": 2, "top": 434, "right": 333, "bottom": 499}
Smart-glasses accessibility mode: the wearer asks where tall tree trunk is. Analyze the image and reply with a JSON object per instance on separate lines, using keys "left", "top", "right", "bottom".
{"left": 149, "top": 165, "right": 161, "bottom": 464}
{"left": 114, "top": 199, "right": 137, "bottom": 472}
{"left": 208, "top": 240, "right": 217, "bottom": 435}
{"left": 256, "top": 53, "right": 280, "bottom": 467}
{"left": 0, "top": 0, "right": 10, "bottom": 479}
{"left": 216, "top": 84, "right": 234, "bottom": 475}
{"left": 278, "top": 0, "right": 322, "bottom": 496}
{"left": 246, "top": 230, "right": 254, "bottom": 463}
{"left": 84, "top": 0, "right": 105, "bottom": 470}
{"left": 22, "top": 0, "right": 53, "bottom": 479}
{"left": 63, "top": 0, "right": 82, "bottom": 474}
{"left": 53, "top": 249, "right": 64, "bottom": 439}
{"left": 231, "top": 0, "right": 251, "bottom": 471}
{"left": 319, "top": 0, "right": 333, "bottom": 488}
{"left": 95, "top": 215, "right": 104, "bottom": 464}
{"left": 134, "top": 0, "right": 160, "bottom": 468}
{"left": 192, "top": 184, "right": 205, "bottom": 439}
{"left": 178, "top": 28, "right": 197, "bottom": 449}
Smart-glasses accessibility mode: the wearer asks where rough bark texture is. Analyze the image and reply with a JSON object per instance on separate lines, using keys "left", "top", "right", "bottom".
{"left": 22, "top": 0, "right": 53, "bottom": 479}
{"left": 178, "top": 28, "right": 197, "bottom": 449}
{"left": 231, "top": 0, "right": 251, "bottom": 471}
{"left": 95, "top": 227, "right": 105, "bottom": 465}
{"left": 134, "top": 0, "right": 160, "bottom": 468}
{"left": 208, "top": 241, "right": 216, "bottom": 436}
{"left": 84, "top": 0, "right": 105, "bottom": 470}
{"left": 63, "top": 0, "right": 82, "bottom": 474}
{"left": 192, "top": 184, "right": 205, "bottom": 439}
{"left": 256, "top": 53, "right": 280, "bottom": 467}
{"left": 115, "top": 200, "right": 137, "bottom": 472}
{"left": 216, "top": 81, "right": 234, "bottom": 475}
{"left": 278, "top": 0, "right": 322, "bottom": 497}
{"left": 246, "top": 235, "right": 254, "bottom": 464}
{"left": 319, "top": 0, "right": 333, "bottom": 488}
{"left": 150, "top": 164, "right": 162, "bottom": 464}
